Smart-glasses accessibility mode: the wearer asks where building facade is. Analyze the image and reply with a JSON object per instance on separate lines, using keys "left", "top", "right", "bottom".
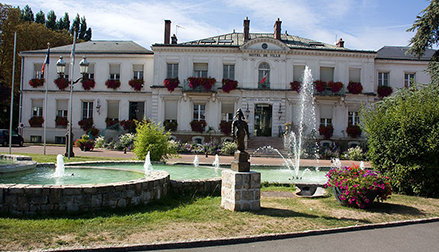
{"left": 19, "top": 18, "right": 433, "bottom": 148}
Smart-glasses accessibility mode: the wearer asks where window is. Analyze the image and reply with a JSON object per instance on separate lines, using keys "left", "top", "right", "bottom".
{"left": 30, "top": 135, "right": 42, "bottom": 143}
{"left": 133, "top": 64, "right": 144, "bottom": 80}
{"left": 167, "top": 63, "right": 178, "bottom": 78}
{"left": 293, "top": 65, "right": 305, "bottom": 82}
{"left": 320, "top": 106, "right": 333, "bottom": 126}
{"left": 193, "top": 104, "right": 205, "bottom": 121}
{"left": 107, "top": 101, "right": 119, "bottom": 120}
{"left": 348, "top": 111, "right": 360, "bottom": 125}
{"left": 378, "top": 72, "right": 389, "bottom": 86}
{"left": 129, "top": 102, "right": 144, "bottom": 120}
{"left": 404, "top": 73, "right": 416, "bottom": 87}
{"left": 193, "top": 63, "right": 208, "bottom": 77}
{"left": 258, "top": 62, "right": 270, "bottom": 88}
{"left": 320, "top": 67, "right": 334, "bottom": 82}
{"left": 223, "top": 64, "right": 235, "bottom": 80}
{"left": 87, "top": 64, "right": 95, "bottom": 79}
{"left": 34, "top": 63, "right": 43, "bottom": 79}
{"left": 165, "top": 101, "right": 177, "bottom": 121}
{"left": 59, "top": 65, "right": 70, "bottom": 79}
{"left": 32, "top": 99, "right": 43, "bottom": 116}
{"left": 221, "top": 103, "right": 234, "bottom": 122}
{"left": 55, "top": 136, "right": 66, "bottom": 144}
{"left": 109, "top": 64, "right": 120, "bottom": 80}
{"left": 349, "top": 68, "right": 361, "bottom": 82}
{"left": 56, "top": 100, "right": 68, "bottom": 118}
{"left": 82, "top": 101, "right": 93, "bottom": 119}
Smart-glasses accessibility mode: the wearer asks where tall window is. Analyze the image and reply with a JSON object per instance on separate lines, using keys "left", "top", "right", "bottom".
{"left": 258, "top": 62, "right": 270, "bottom": 88}
{"left": 56, "top": 100, "right": 68, "bottom": 118}
{"left": 87, "top": 64, "right": 95, "bottom": 79}
{"left": 167, "top": 63, "right": 178, "bottom": 78}
{"left": 223, "top": 64, "right": 235, "bottom": 80}
{"left": 349, "top": 68, "right": 361, "bottom": 82}
{"left": 348, "top": 111, "right": 360, "bottom": 125}
{"left": 109, "top": 64, "right": 120, "bottom": 80}
{"left": 293, "top": 65, "right": 305, "bottom": 82}
{"left": 34, "top": 64, "right": 43, "bottom": 79}
{"left": 107, "top": 101, "right": 119, "bottom": 120}
{"left": 221, "top": 103, "right": 234, "bottom": 122}
{"left": 193, "top": 63, "right": 208, "bottom": 77}
{"left": 320, "top": 106, "right": 333, "bottom": 126}
{"left": 165, "top": 101, "right": 177, "bottom": 122}
{"left": 320, "top": 67, "right": 334, "bottom": 82}
{"left": 193, "top": 104, "right": 205, "bottom": 121}
{"left": 133, "top": 64, "right": 144, "bottom": 79}
{"left": 404, "top": 73, "right": 416, "bottom": 87}
{"left": 32, "top": 99, "right": 43, "bottom": 116}
{"left": 82, "top": 101, "right": 93, "bottom": 119}
{"left": 378, "top": 72, "right": 389, "bottom": 86}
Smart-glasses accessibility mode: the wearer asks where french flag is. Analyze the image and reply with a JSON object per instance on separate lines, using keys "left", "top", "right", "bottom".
{"left": 41, "top": 43, "right": 50, "bottom": 75}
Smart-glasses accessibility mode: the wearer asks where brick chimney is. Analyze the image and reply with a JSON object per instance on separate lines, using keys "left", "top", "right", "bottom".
{"left": 171, "top": 34, "right": 178, "bottom": 44}
{"left": 244, "top": 17, "right": 250, "bottom": 42}
{"left": 274, "top": 18, "right": 282, "bottom": 40}
{"left": 164, "top": 20, "right": 171, "bottom": 45}
{"left": 336, "top": 38, "right": 345, "bottom": 48}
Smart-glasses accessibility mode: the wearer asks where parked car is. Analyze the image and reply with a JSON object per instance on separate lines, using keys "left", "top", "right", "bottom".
{"left": 0, "top": 129, "right": 24, "bottom": 147}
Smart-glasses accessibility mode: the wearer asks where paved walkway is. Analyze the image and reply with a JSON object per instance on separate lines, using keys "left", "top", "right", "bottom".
{"left": 0, "top": 144, "right": 370, "bottom": 168}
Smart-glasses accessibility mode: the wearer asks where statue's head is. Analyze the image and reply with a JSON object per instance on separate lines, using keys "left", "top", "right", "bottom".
{"left": 235, "top": 108, "right": 245, "bottom": 119}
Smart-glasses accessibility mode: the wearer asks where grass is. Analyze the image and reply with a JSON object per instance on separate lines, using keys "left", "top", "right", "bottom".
{"left": 1, "top": 188, "right": 439, "bottom": 251}
{"left": 0, "top": 152, "right": 131, "bottom": 163}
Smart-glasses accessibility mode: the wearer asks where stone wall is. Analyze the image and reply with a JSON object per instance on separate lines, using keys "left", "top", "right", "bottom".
{"left": 170, "top": 178, "right": 222, "bottom": 196}
{"left": 0, "top": 171, "right": 169, "bottom": 216}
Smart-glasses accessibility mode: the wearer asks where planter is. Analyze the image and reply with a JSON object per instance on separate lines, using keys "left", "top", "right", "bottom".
{"left": 290, "top": 81, "right": 301, "bottom": 93}
{"left": 333, "top": 187, "right": 377, "bottom": 208}
{"left": 129, "top": 78, "right": 144, "bottom": 91}
{"left": 163, "top": 78, "right": 180, "bottom": 92}
{"left": 222, "top": 79, "right": 238, "bottom": 93}
{"left": 347, "top": 81, "right": 363, "bottom": 94}
{"left": 81, "top": 78, "right": 95, "bottom": 90}
{"left": 377, "top": 86, "right": 393, "bottom": 98}
{"left": 54, "top": 78, "right": 70, "bottom": 90}
{"left": 29, "top": 78, "right": 45, "bottom": 88}
{"left": 346, "top": 124, "right": 362, "bottom": 138}
{"left": 29, "top": 116, "right": 44, "bottom": 127}
{"left": 105, "top": 79, "right": 121, "bottom": 89}
{"left": 187, "top": 77, "right": 216, "bottom": 91}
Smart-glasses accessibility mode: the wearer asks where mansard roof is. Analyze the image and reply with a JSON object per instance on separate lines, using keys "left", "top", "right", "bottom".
{"left": 21, "top": 41, "right": 153, "bottom": 55}
{"left": 376, "top": 46, "right": 435, "bottom": 61}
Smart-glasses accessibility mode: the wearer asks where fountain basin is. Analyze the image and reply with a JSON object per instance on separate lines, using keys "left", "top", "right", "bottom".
{"left": 0, "top": 154, "right": 36, "bottom": 176}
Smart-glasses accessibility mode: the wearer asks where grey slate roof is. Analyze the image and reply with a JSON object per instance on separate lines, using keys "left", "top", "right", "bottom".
{"left": 21, "top": 41, "right": 153, "bottom": 55}
{"left": 376, "top": 46, "right": 435, "bottom": 61}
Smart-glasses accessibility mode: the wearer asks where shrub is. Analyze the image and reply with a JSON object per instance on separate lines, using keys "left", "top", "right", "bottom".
{"left": 114, "top": 133, "right": 135, "bottom": 150}
{"left": 361, "top": 84, "right": 439, "bottom": 196}
{"left": 74, "top": 134, "right": 95, "bottom": 151}
{"left": 345, "top": 146, "right": 364, "bottom": 161}
{"left": 133, "top": 119, "right": 176, "bottom": 161}
{"left": 220, "top": 141, "right": 237, "bottom": 155}
{"left": 94, "top": 135, "right": 106, "bottom": 149}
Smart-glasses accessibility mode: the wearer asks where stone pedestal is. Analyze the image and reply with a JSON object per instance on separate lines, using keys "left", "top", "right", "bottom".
{"left": 231, "top": 151, "right": 250, "bottom": 172}
{"left": 221, "top": 169, "right": 261, "bottom": 211}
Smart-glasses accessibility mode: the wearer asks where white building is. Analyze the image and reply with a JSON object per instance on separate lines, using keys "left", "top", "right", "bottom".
{"left": 19, "top": 18, "right": 434, "bottom": 150}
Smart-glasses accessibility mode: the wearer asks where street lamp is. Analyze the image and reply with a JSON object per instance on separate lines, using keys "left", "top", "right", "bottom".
{"left": 56, "top": 55, "right": 89, "bottom": 159}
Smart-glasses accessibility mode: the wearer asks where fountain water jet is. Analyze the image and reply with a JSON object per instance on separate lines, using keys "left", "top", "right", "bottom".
{"left": 193, "top": 155, "right": 199, "bottom": 167}
{"left": 53, "top": 154, "right": 65, "bottom": 177}
{"left": 212, "top": 154, "right": 220, "bottom": 169}
{"left": 144, "top": 151, "right": 153, "bottom": 176}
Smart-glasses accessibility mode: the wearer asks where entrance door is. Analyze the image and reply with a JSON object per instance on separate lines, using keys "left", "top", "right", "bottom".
{"left": 129, "top": 102, "right": 145, "bottom": 120}
{"left": 254, "top": 104, "right": 272, "bottom": 136}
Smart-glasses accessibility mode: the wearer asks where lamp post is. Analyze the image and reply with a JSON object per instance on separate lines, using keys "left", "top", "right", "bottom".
{"left": 56, "top": 55, "right": 89, "bottom": 159}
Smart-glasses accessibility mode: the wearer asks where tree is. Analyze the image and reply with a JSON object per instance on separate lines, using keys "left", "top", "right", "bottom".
{"left": 407, "top": 0, "right": 439, "bottom": 84}
{"left": 19, "top": 5, "right": 34, "bottom": 22}
{"left": 71, "top": 14, "right": 80, "bottom": 37}
{"left": 79, "top": 16, "right": 87, "bottom": 40}
{"left": 361, "top": 85, "right": 439, "bottom": 197}
{"left": 46, "top": 10, "right": 56, "bottom": 30}
{"left": 35, "top": 10, "right": 45, "bottom": 24}
{"left": 61, "top": 12, "right": 70, "bottom": 31}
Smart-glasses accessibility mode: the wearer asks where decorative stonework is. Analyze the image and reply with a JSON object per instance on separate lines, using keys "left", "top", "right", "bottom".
{"left": 221, "top": 169, "right": 261, "bottom": 211}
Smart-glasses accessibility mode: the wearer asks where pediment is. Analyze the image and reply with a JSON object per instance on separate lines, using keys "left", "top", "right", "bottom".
{"left": 240, "top": 37, "right": 290, "bottom": 52}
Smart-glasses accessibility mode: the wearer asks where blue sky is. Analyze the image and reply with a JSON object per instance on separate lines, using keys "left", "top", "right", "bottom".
{"left": 11, "top": 0, "right": 431, "bottom": 50}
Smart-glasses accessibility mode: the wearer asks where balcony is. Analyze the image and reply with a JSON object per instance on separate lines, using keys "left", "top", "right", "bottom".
{"left": 183, "top": 77, "right": 218, "bottom": 92}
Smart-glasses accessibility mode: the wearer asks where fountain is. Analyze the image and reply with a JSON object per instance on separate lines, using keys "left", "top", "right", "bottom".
{"left": 212, "top": 154, "right": 220, "bottom": 169}
{"left": 53, "top": 154, "right": 65, "bottom": 177}
{"left": 144, "top": 151, "right": 153, "bottom": 176}
{"left": 193, "top": 155, "right": 199, "bottom": 167}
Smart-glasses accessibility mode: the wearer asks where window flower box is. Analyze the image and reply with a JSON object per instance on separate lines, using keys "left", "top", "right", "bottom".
{"left": 78, "top": 118, "right": 93, "bottom": 132}
{"left": 120, "top": 119, "right": 137, "bottom": 132}
{"left": 88, "top": 127, "right": 100, "bottom": 138}
{"left": 29, "top": 78, "right": 45, "bottom": 88}
{"left": 187, "top": 77, "right": 216, "bottom": 91}
{"left": 29, "top": 116, "right": 44, "bottom": 127}
{"left": 221, "top": 79, "right": 238, "bottom": 93}
{"left": 129, "top": 78, "right": 144, "bottom": 91}
{"left": 327, "top": 81, "right": 343, "bottom": 93}
{"left": 190, "top": 120, "right": 207, "bottom": 133}
{"left": 219, "top": 120, "right": 232, "bottom": 135}
{"left": 313, "top": 80, "right": 326, "bottom": 93}
{"left": 81, "top": 78, "right": 95, "bottom": 90}
{"left": 105, "top": 117, "right": 119, "bottom": 130}
{"left": 54, "top": 77, "right": 70, "bottom": 90}
{"left": 105, "top": 79, "right": 121, "bottom": 89}
{"left": 319, "top": 124, "right": 333, "bottom": 139}
{"left": 55, "top": 116, "right": 68, "bottom": 128}
{"left": 377, "top": 86, "right": 393, "bottom": 98}
{"left": 164, "top": 120, "right": 178, "bottom": 132}
{"left": 347, "top": 81, "right": 363, "bottom": 94}
{"left": 163, "top": 78, "right": 180, "bottom": 92}
{"left": 290, "top": 81, "right": 301, "bottom": 93}
{"left": 346, "top": 124, "right": 362, "bottom": 138}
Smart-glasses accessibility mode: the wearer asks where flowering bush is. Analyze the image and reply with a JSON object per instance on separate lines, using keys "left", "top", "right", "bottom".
{"left": 347, "top": 81, "right": 363, "bottom": 94}
{"left": 319, "top": 124, "right": 333, "bottom": 139}
{"left": 290, "top": 81, "right": 301, "bottom": 93}
{"left": 54, "top": 77, "right": 70, "bottom": 90}
{"left": 327, "top": 81, "right": 343, "bottom": 93}
{"left": 163, "top": 78, "right": 180, "bottom": 92}
{"left": 120, "top": 119, "right": 137, "bottom": 132}
{"left": 314, "top": 80, "right": 326, "bottom": 92}
{"left": 377, "top": 85, "right": 393, "bottom": 98}
{"left": 88, "top": 127, "right": 100, "bottom": 138}
{"left": 187, "top": 77, "right": 216, "bottom": 91}
{"left": 78, "top": 118, "right": 93, "bottom": 131}
{"left": 222, "top": 79, "right": 238, "bottom": 93}
{"left": 105, "top": 79, "right": 121, "bottom": 89}
{"left": 219, "top": 120, "right": 232, "bottom": 135}
{"left": 190, "top": 120, "right": 207, "bottom": 133}
{"left": 325, "top": 165, "right": 392, "bottom": 208}
{"left": 81, "top": 78, "right": 95, "bottom": 90}
{"left": 129, "top": 78, "right": 144, "bottom": 91}
{"left": 163, "top": 120, "right": 178, "bottom": 132}
{"left": 55, "top": 116, "right": 68, "bottom": 128}
{"left": 29, "top": 116, "right": 44, "bottom": 127}
{"left": 344, "top": 146, "right": 364, "bottom": 161}
{"left": 29, "top": 78, "right": 45, "bottom": 88}
{"left": 346, "top": 124, "right": 362, "bottom": 138}
{"left": 74, "top": 134, "right": 95, "bottom": 151}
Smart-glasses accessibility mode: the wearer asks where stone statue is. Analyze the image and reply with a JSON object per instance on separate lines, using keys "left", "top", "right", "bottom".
{"left": 232, "top": 108, "right": 249, "bottom": 152}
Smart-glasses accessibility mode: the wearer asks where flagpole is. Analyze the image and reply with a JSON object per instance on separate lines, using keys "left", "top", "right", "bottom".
{"left": 68, "top": 30, "right": 77, "bottom": 160}
{"left": 43, "top": 42, "right": 50, "bottom": 155}
{"left": 8, "top": 32, "right": 17, "bottom": 154}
